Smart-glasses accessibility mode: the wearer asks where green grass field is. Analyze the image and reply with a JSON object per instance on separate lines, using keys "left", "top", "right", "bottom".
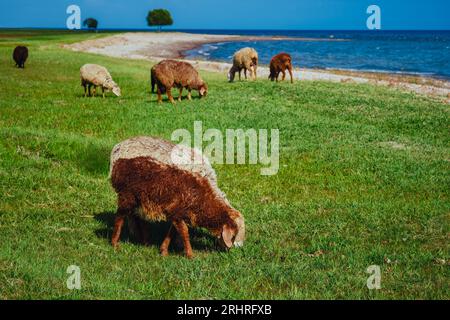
{"left": 0, "top": 30, "right": 448, "bottom": 299}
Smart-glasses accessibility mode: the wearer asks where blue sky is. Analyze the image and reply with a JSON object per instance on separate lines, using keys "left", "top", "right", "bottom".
{"left": 1, "top": 0, "right": 449, "bottom": 30}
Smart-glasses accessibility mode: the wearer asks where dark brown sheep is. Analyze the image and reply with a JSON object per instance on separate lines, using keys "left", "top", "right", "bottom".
{"left": 13, "top": 46, "right": 28, "bottom": 68}
{"left": 151, "top": 60, "right": 208, "bottom": 104}
{"left": 110, "top": 136, "right": 245, "bottom": 258}
{"left": 269, "top": 53, "right": 294, "bottom": 83}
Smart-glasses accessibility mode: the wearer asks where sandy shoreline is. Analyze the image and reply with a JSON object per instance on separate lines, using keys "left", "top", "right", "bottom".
{"left": 64, "top": 32, "right": 346, "bottom": 60}
{"left": 64, "top": 32, "right": 450, "bottom": 102}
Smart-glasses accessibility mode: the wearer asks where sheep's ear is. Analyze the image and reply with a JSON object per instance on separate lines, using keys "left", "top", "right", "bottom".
{"left": 199, "top": 86, "right": 206, "bottom": 96}
{"left": 222, "top": 224, "right": 234, "bottom": 249}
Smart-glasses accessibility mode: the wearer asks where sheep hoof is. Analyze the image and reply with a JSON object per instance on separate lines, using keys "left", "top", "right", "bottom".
{"left": 160, "top": 250, "right": 169, "bottom": 257}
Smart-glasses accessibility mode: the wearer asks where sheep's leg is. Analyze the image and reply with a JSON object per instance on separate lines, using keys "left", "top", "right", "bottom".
{"left": 281, "top": 70, "right": 286, "bottom": 81}
{"left": 245, "top": 64, "right": 254, "bottom": 81}
{"left": 288, "top": 66, "right": 294, "bottom": 83}
{"left": 112, "top": 193, "right": 136, "bottom": 248}
{"left": 88, "top": 84, "right": 92, "bottom": 97}
{"left": 83, "top": 84, "right": 87, "bottom": 97}
{"left": 244, "top": 68, "right": 247, "bottom": 80}
{"left": 127, "top": 215, "right": 141, "bottom": 242}
{"left": 128, "top": 215, "right": 150, "bottom": 246}
{"left": 102, "top": 87, "right": 105, "bottom": 98}
{"left": 238, "top": 69, "right": 241, "bottom": 81}
{"left": 187, "top": 89, "right": 192, "bottom": 101}
{"left": 92, "top": 86, "right": 97, "bottom": 97}
{"left": 276, "top": 72, "right": 279, "bottom": 82}
{"left": 253, "top": 65, "right": 257, "bottom": 80}
{"left": 137, "top": 218, "right": 150, "bottom": 246}
{"left": 178, "top": 87, "right": 183, "bottom": 102}
{"left": 112, "top": 210, "right": 128, "bottom": 248}
{"left": 167, "top": 88, "right": 175, "bottom": 104}
{"left": 157, "top": 87, "right": 162, "bottom": 104}
{"left": 173, "top": 220, "right": 193, "bottom": 258}
{"left": 160, "top": 224, "right": 176, "bottom": 256}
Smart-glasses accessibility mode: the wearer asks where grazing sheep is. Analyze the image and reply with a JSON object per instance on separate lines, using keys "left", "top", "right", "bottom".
{"left": 151, "top": 60, "right": 208, "bottom": 104}
{"left": 228, "top": 47, "right": 258, "bottom": 82}
{"left": 13, "top": 46, "right": 28, "bottom": 68}
{"left": 269, "top": 53, "right": 294, "bottom": 83}
{"left": 80, "top": 64, "right": 121, "bottom": 98}
{"left": 110, "top": 136, "right": 245, "bottom": 258}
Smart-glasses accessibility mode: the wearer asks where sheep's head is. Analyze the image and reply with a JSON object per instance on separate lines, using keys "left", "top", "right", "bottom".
{"left": 112, "top": 85, "right": 121, "bottom": 97}
{"left": 199, "top": 82, "right": 208, "bottom": 98}
{"left": 218, "top": 209, "right": 245, "bottom": 249}
{"left": 105, "top": 79, "right": 121, "bottom": 97}
{"left": 227, "top": 67, "right": 236, "bottom": 82}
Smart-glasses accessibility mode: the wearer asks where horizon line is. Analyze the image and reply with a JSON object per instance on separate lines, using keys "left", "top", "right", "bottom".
{"left": 1, "top": 27, "right": 450, "bottom": 32}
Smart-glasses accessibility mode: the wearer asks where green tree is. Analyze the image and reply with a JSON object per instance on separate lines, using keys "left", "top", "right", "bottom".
{"left": 83, "top": 18, "right": 98, "bottom": 31}
{"left": 146, "top": 9, "right": 173, "bottom": 32}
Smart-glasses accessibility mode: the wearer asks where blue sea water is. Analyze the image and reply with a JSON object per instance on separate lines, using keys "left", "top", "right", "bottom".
{"left": 181, "top": 30, "right": 450, "bottom": 79}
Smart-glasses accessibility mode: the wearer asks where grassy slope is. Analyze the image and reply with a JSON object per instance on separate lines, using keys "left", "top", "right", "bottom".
{"left": 0, "top": 30, "right": 448, "bottom": 299}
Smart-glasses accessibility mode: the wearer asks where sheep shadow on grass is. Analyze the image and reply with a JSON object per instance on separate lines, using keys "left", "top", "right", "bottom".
{"left": 149, "top": 92, "right": 204, "bottom": 104}
{"left": 94, "top": 211, "right": 220, "bottom": 254}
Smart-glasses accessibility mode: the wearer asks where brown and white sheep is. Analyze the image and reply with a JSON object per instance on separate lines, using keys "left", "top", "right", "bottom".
{"left": 151, "top": 60, "right": 208, "bottom": 104}
{"left": 228, "top": 47, "right": 258, "bottom": 82}
{"left": 109, "top": 136, "right": 245, "bottom": 258}
{"left": 13, "top": 46, "right": 28, "bottom": 68}
{"left": 268, "top": 53, "right": 294, "bottom": 83}
{"left": 80, "top": 64, "right": 121, "bottom": 98}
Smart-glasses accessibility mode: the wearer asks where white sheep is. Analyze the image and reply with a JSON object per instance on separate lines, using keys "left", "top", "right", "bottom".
{"left": 80, "top": 64, "right": 121, "bottom": 97}
{"left": 228, "top": 47, "right": 259, "bottom": 82}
